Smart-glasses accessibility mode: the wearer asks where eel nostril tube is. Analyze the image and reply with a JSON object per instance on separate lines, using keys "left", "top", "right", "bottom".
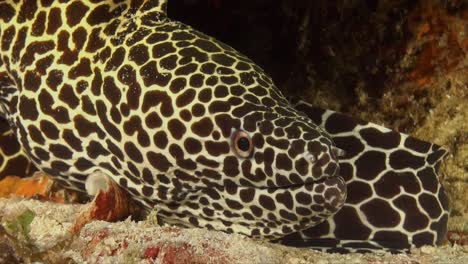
{"left": 331, "top": 146, "right": 346, "bottom": 158}
{"left": 304, "top": 152, "right": 317, "bottom": 163}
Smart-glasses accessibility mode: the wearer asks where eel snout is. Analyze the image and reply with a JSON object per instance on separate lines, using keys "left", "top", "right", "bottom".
{"left": 292, "top": 140, "right": 343, "bottom": 186}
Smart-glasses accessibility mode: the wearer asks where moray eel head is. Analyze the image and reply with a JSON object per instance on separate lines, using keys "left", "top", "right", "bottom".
{"left": 152, "top": 43, "right": 347, "bottom": 238}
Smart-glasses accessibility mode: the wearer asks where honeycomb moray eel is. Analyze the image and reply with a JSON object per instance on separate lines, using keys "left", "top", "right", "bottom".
{"left": 0, "top": 0, "right": 449, "bottom": 253}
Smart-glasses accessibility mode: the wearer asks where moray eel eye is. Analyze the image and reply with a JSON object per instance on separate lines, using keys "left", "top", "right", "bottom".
{"left": 232, "top": 130, "right": 253, "bottom": 158}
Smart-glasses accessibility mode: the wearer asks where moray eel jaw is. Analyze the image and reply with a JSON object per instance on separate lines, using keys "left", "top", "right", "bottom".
{"left": 155, "top": 174, "right": 346, "bottom": 239}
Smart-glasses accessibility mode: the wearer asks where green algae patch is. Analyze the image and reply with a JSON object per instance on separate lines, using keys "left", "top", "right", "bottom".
{"left": 5, "top": 209, "right": 36, "bottom": 241}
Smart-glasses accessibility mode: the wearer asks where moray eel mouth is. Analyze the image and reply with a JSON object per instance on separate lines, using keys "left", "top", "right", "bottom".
{"left": 157, "top": 172, "right": 347, "bottom": 240}
{"left": 258, "top": 175, "right": 343, "bottom": 190}
{"left": 245, "top": 173, "right": 347, "bottom": 214}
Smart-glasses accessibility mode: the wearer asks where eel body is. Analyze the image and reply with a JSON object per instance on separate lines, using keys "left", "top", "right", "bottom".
{"left": 0, "top": 0, "right": 448, "bottom": 253}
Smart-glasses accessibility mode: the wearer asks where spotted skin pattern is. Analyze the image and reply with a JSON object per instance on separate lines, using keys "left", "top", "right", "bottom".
{"left": 0, "top": 118, "right": 36, "bottom": 176}
{"left": 0, "top": 0, "right": 448, "bottom": 253}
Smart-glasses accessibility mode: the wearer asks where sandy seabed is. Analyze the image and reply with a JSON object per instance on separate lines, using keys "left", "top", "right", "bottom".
{"left": 0, "top": 198, "right": 466, "bottom": 264}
